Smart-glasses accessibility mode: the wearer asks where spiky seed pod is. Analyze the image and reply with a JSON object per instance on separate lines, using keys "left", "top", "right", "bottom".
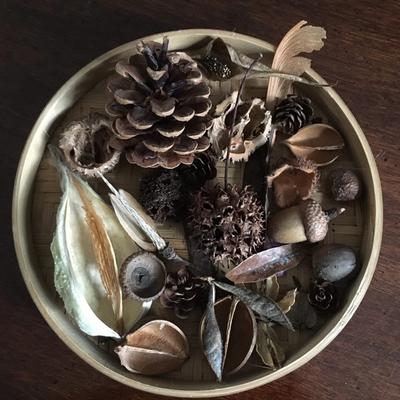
{"left": 159, "top": 266, "right": 203, "bottom": 319}
{"left": 139, "top": 169, "right": 184, "bottom": 223}
{"left": 187, "top": 184, "right": 265, "bottom": 274}
{"left": 106, "top": 37, "right": 212, "bottom": 169}
{"left": 329, "top": 169, "right": 361, "bottom": 201}
{"left": 272, "top": 95, "right": 314, "bottom": 135}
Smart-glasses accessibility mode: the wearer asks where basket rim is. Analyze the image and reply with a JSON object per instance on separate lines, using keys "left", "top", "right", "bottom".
{"left": 12, "top": 28, "right": 383, "bottom": 398}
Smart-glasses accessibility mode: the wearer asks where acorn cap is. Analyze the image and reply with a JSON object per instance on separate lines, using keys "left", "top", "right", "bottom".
{"left": 300, "top": 199, "right": 345, "bottom": 243}
{"left": 120, "top": 252, "right": 166, "bottom": 301}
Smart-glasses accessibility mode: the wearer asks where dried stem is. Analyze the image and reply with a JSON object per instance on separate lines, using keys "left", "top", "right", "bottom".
{"left": 224, "top": 55, "right": 263, "bottom": 190}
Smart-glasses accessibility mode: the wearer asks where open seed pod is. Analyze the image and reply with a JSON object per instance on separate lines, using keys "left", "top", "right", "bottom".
{"left": 210, "top": 91, "right": 271, "bottom": 162}
{"left": 283, "top": 123, "right": 345, "bottom": 166}
{"left": 267, "top": 158, "right": 319, "bottom": 208}
{"left": 120, "top": 252, "right": 166, "bottom": 301}
{"left": 115, "top": 320, "right": 189, "bottom": 375}
{"left": 59, "top": 113, "right": 121, "bottom": 177}
{"left": 269, "top": 199, "right": 345, "bottom": 244}
{"left": 200, "top": 296, "right": 257, "bottom": 376}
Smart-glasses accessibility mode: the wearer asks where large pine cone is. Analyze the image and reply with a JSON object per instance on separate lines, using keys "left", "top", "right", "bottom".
{"left": 160, "top": 266, "right": 203, "bottom": 319}
{"left": 187, "top": 184, "right": 265, "bottom": 274}
{"left": 106, "top": 37, "right": 212, "bottom": 169}
{"left": 272, "top": 95, "right": 313, "bottom": 135}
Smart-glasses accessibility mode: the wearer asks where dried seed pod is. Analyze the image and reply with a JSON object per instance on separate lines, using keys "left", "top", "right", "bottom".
{"left": 120, "top": 253, "right": 166, "bottom": 301}
{"left": 269, "top": 199, "right": 345, "bottom": 244}
{"left": 329, "top": 169, "right": 361, "bottom": 201}
{"left": 267, "top": 158, "right": 319, "bottom": 208}
{"left": 283, "top": 123, "right": 345, "bottom": 166}
{"left": 200, "top": 296, "right": 257, "bottom": 376}
{"left": 59, "top": 113, "right": 121, "bottom": 177}
{"left": 312, "top": 244, "right": 357, "bottom": 282}
{"left": 115, "top": 320, "right": 189, "bottom": 375}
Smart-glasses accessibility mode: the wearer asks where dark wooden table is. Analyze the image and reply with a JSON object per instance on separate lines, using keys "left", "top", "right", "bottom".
{"left": 1, "top": 1, "right": 399, "bottom": 399}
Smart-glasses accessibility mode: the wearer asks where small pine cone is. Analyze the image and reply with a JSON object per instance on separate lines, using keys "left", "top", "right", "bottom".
{"left": 187, "top": 184, "right": 265, "bottom": 274}
{"left": 160, "top": 266, "right": 203, "bottom": 319}
{"left": 139, "top": 169, "right": 183, "bottom": 223}
{"left": 178, "top": 151, "right": 217, "bottom": 191}
{"left": 106, "top": 37, "right": 212, "bottom": 169}
{"left": 272, "top": 95, "right": 313, "bottom": 135}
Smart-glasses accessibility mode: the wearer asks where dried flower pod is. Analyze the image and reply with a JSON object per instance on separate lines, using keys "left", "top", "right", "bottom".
{"left": 200, "top": 296, "right": 257, "bottom": 376}
{"left": 267, "top": 158, "right": 319, "bottom": 208}
{"left": 269, "top": 199, "right": 345, "bottom": 244}
{"left": 308, "top": 280, "right": 339, "bottom": 311}
{"left": 329, "top": 169, "right": 361, "bottom": 201}
{"left": 115, "top": 320, "right": 189, "bottom": 375}
{"left": 210, "top": 91, "right": 271, "bottom": 162}
{"left": 283, "top": 123, "right": 345, "bottom": 166}
{"left": 312, "top": 244, "right": 357, "bottom": 282}
{"left": 120, "top": 253, "right": 166, "bottom": 301}
{"left": 59, "top": 113, "right": 121, "bottom": 177}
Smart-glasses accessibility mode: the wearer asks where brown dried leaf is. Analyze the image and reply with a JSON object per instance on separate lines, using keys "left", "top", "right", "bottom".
{"left": 266, "top": 20, "right": 327, "bottom": 108}
{"left": 278, "top": 288, "right": 298, "bottom": 313}
{"left": 226, "top": 244, "right": 309, "bottom": 284}
{"left": 256, "top": 322, "right": 285, "bottom": 369}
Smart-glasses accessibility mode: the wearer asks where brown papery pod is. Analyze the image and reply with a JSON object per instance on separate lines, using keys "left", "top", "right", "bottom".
{"left": 284, "top": 124, "right": 345, "bottom": 166}
{"left": 201, "top": 296, "right": 257, "bottom": 377}
{"left": 226, "top": 243, "right": 309, "bottom": 284}
{"left": 115, "top": 320, "right": 189, "bottom": 375}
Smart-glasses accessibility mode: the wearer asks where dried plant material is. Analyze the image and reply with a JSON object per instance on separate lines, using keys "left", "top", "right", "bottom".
{"left": 269, "top": 199, "right": 345, "bottom": 244}
{"left": 266, "top": 20, "right": 327, "bottom": 108}
{"left": 213, "top": 281, "right": 293, "bottom": 330}
{"left": 256, "top": 321, "right": 285, "bottom": 369}
{"left": 120, "top": 252, "right": 166, "bottom": 301}
{"left": 115, "top": 320, "right": 189, "bottom": 375}
{"left": 284, "top": 123, "right": 345, "bottom": 166}
{"left": 49, "top": 147, "right": 147, "bottom": 338}
{"left": 201, "top": 284, "right": 223, "bottom": 381}
{"left": 256, "top": 275, "right": 280, "bottom": 301}
{"left": 278, "top": 288, "right": 298, "bottom": 313}
{"left": 286, "top": 291, "right": 317, "bottom": 329}
{"left": 59, "top": 113, "right": 121, "bottom": 178}
{"left": 201, "top": 296, "right": 257, "bottom": 378}
{"left": 308, "top": 280, "right": 339, "bottom": 311}
{"left": 210, "top": 91, "right": 272, "bottom": 162}
{"left": 267, "top": 158, "right": 319, "bottom": 208}
{"left": 329, "top": 169, "right": 362, "bottom": 201}
{"left": 312, "top": 244, "right": 357, "bottom": 282}
{"left": 226, "top": 244, "right": 308, "bottom": 283}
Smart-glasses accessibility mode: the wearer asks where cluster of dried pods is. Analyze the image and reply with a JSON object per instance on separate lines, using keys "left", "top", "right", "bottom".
{"left": 51, "top": 19, "right": 364, "bottom": 381}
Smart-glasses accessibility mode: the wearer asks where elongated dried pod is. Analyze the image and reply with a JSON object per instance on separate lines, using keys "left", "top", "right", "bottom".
{"left": 283, "top": 123, "right": 345, "bottom": 166}
{"left": 115, "top": 320, "right": 189, "bottom": 375}
{"left": 267, "top": 158, "right": 319, "bottom": 208}
{"left": 200, "top": 296, "right": 257, "bottom": 377}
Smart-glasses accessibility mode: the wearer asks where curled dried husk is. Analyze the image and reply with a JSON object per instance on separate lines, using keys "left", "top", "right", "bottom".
{"left": 49, "top": 147, "right": 148, "bottom": 339}
{"left": 115, "top": 320, "right": 189, "bottom": 375}
{"left": 267, "top": 158, "right": 319, "bottom": 208}
{"left": 256, "top": 321, "right": 285, "bottom": 369}
{"left": 278, "top": 288, "right": 298, "bottom": 313}
{"left": 210, "top": 91, "right": 272, "bottom": 162}
{"left": 201, "top": 296, "right": 257, "bottom": 377}
{"left": 59, "top": 113, "right": 121, "bottom": 177}
{"left": 283, "top": 123, "right": 345, "bottom": 166}
{"left": 120, "top": 252, "right": 166, "bottom": 301}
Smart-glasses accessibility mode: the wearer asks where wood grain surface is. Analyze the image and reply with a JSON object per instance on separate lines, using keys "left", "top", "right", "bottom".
{"left": 1, "top": 1, "right": 399, "bottom": 399}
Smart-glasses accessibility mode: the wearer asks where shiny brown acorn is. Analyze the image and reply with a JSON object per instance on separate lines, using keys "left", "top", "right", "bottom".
{"left": 269, "top": 199, "right": 345, "bottom": 244}
{"left": 115, "top": 320, "right": 189, "bottom": 375}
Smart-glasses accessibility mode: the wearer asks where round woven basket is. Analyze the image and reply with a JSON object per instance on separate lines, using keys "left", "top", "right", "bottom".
{"left": 12, "top": 29, "right": 383, "bottom": 397}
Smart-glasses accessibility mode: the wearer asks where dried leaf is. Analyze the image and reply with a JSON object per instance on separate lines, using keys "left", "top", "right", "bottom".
{"left": 213, "top": 281, "right": 294, "bottom": 330}
{"left": 202, "top": 284, "right": 223, "bottom": 381}
{"left": 278, "top": 288, "right": 298, "bottom": 313}
{"left": 226, "top": 244, "right": 309, "bottom": 283}
{"left": 257, "top": 275, "right": 280, "bottom": 301}
{"left": 286, "top": 292, "right": 317, "bottom": 329}
{"left": 256, "top": 321, "right": 285, "bottom": 369}
{"left": 266, "top": 20, "right": 327, "bottom": 108}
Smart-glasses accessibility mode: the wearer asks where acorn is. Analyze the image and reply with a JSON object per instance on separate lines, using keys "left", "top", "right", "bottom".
{"left": 329, "top": 169, "right": 361, "bottom": 201}
{"left": 269, "top": 199, "right": 345, "bottom": 244}
{"left": 312, "top": 244, "right": 357, "bottom": 282}
{"left": 120, "top": 252, "right": 166, "bottom": 301}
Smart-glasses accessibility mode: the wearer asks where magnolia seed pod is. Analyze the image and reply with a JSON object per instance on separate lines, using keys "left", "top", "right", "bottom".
{"left": 329, "top": 169, "right": 361, "bottom": 201}
{"left": 269, "top": 199, "right": 345, "bottom": 244}
{"left": 120, "top": 252, "right": 166, "bottom": 301}
{"left": 312, "top": 244, "right": 357, "bottom": 282}
{"left": 115, "top": 320, "right": 189, "bottom": 375}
